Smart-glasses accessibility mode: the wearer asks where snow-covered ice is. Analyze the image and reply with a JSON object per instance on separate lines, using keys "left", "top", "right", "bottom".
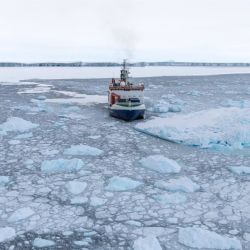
{"left": 133, "top": 236, "right": 162, "bottom": 250}
{"left": 0, "top": 227, "right": 16, "bottom": 242}
{"left": 139, "top": 155, "right": 181, "bottom": 173}
{"left": 105, "top": 176, "right": 142, "bottom": 191}
{"left": 64, "top": 144, "right": 103, "bottom": 156}
{"left": 136, "top": 107, "right": 250, "bottom": 149}
{"left": 65, "top": 180, "right": 87, "bottom": 195}
{"left": 33, "top": 238, "right": 55, "bottom": 248}
{"left": 154, "top": 193, "right": 187, "bottom": 204}
{"left": 8, "top": 207, "right": 35, "bottom": 222}
{"left": 41, "top": 158, "right": 84, "bottom": 173}
{"left": 155, "top": 177, "right": 200, "bottom": 192}
{"left": 0, "top": 117, "right": 38, "bottom": 135}
{"left": 0, "top": 176, "right": 10, "bottom": 186}
{"left": 178, "top": 227, "right": 242, "bottom": 249}
{"left": 228, "top": 166, "right": 250, "bottom": 175}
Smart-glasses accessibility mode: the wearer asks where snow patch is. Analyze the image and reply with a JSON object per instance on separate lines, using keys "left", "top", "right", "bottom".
{"left": 136, "top": 107, "right": 250, "bottom": 149}
{"left": 105, "top": 176, "right": 142, "bottom": 192}
{"left": 155, "top": 177, "right": 200, "bottom": 193}
{"left": 139, "top": 155, "right": 181, "bottom": 173}
{"left": 178, "top": 227, "right": 242, "bottom": 249}
{"left": 41, "top": 158, "right": 84, "bottom": 173}
{"left": 64, "top": 144, "right": 103, "bottom": 156}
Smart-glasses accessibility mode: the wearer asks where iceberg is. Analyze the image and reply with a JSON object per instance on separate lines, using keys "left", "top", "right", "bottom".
{"left": 66, "top": 181, "right": 87, "bottom": 195}
{"left": 0, "top": 227, "right": 16, "bottom": 242}
{"left": 155, "top": 177, "right": 200, "bottom": 193}
{"left": 178, "top": 227, "right": 242, "bottom": 249}
{"left": 8, "top": 207, "right": 35, "bottom": 222}
{"left": 105, "top": 176, "right": 142, "bottom": 191}
{"left": 135, "top": 107, "right": 250, "bottom": 149}
{"left": 64, "top": 144, "right": 103, "bottom": 156}
{"left": 228, "top": 166, "right": 250, "bottom": 175}
{"left": 139, "top": 155, "right": 181, "bottom": 173}
{"left": 133, "top": 236, "right": 162, "bottom": 250}
{"left": 41, "top": 158, "right": 84, "bottom": 173}
{"left": 33, "top": 238, "right": 55, "bottom": 248}
{"left": 0, "top": 117, "right": 38, "bottom": 135}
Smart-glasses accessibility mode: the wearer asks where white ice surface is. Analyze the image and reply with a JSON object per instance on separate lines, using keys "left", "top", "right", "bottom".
{"left": 0, "top": 227, "right": 16, "bottom": 242}
{"left": 64, "top": 144, "right": 103, "bottom": 156}
{"left": 41, "top": 158, "right": 84, "bottom": 173}
{"left": 228, "top": 166, "right": 250, "bottom": 175}
{"left": 136, "top": 107, "right": 250, "bottom": 149}
{"left": 0, "top": 117, "right": 38, "bottom": 135}
{"left": 178, "top": 227, "right": 242, "bottom": 249}
{"left": 149, "top": 100, "right": 181, "bottom": 113}
{"left": 33, "top": 238, "right": 55, "bottom": 248}
{"left": 139, "top": 155, "right": 181, "bottom": 173}
{"left": 155, "top": 193, "right": 187, "bottom": 204}
{"left": 105, "top": 176, "right": 142, "bottom": 191}
{"left": 18, "top": 84, "right": 52, "bottom": 94}
{"left": 8, "top": 207, "right": 35, "bottom": 222}
{"left": 0, "top": 176, "right": 10, "bottom": 186}
{"left": 133, "top": 236, "right": 162, "bottom": 250}
{"left": 155, "top": 177, "right": 200, "bottom": 193}
{"left": 66, "top": 181, "right": 87, "bottom": 195}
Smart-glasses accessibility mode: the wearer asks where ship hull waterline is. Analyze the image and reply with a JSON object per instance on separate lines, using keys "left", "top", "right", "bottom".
{"left": 109, "top": 108, "right": 145, "bottom": 121}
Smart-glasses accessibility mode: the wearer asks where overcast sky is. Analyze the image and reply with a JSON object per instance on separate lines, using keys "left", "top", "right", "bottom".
{"left": 0, "top": 0, "right": 250, "bottom": 62}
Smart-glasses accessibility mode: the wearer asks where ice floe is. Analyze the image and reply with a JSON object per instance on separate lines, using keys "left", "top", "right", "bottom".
{"left": 178, "top": 227, "right": 242, "bottom": 249}
{"left": 41, "top": 158, "right": 84, "bottom": 173}
{"left": 0, "top": 117, "right": 38, "bottom": 135}
{"left": 154, "top": 193, "right": 187, "bottom": 204}
{"left": 64, "top": 144, "right": 103, "bottom": 156}
{"left": 8, "top": 207, "right": 35, "bottom": 222}
{"left": 133, "top": 236, "right": 162, "bottom": 250}
{"left": 0, "top": 227, "right": 16, "bottom": 242}
{"left": 66, "top": 181, "right": 87, "bottom": 195}
{"left": 105, "top": 176, "right": 142, "bottom": 191}
{"left": 149, "top": 100, "right": 181, "bottom": 113}
{"left": 228, "top": 166, "right": 250, "bottom": 175}
{"left": 70, "top": 196, "right": 88, "bottom": 204}
{"left": 33, "top": 238, "right": 55, "bottom": 248}
{"left": 139, "top": 155, "right": 181, "bottom": 173}
{"left": 136, "top": 107, "right": 250, "bottom": 149}
{"left": 0, "top": 176, "right": 10, "bottom": 186}
{"left": 15, "top": 132, "right": 33, "bottom": 139}
{"left": 90, "top": 196, "right": 107, "bottom": 207}
{"left": 155, "top": 177, "right": 200, "bottom": 192}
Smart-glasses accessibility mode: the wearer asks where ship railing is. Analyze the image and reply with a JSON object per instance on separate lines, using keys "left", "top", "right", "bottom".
{"left": 109, "top": 84, "right": 144, "bottom": 91}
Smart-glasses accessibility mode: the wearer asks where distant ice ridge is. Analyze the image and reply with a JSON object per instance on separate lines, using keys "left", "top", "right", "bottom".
{"left": 139, "top": 155, "right": 181, "bottom": 173}
{"left": 0, "top": 117, "right": 38, "bottom": 135}
{"left": 64, "top": 144, "right": 103, "bottom": 156}
{"left": 155, "top": 177, "right": 200, "bottom": 193}
{"left": 18, "top": 83, "right": 52, "bottom": 94}
{"left": 41, "top": 159, "right": 84, "bottom": 173}
{"left": 105, "top": 176, "right": 142, "bottom": 191}
{"left": 135, "top": 107, "right": 250, "bottom": 149}
{"left": 178, "top": 227, "right": 242, "bottom": 249}
{"left": 133, "top": 236, "right": 162, "bottom": 250}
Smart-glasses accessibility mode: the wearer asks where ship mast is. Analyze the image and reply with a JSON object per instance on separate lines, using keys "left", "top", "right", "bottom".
{"left": 120, "top": 59, "right": 130, "bottom": 85}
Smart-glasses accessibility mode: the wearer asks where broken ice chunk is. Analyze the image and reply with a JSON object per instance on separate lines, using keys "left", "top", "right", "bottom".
{"left": 8, "top": 207, "right": 35, "bottom": 222}
{"left": 154, "top": 193, "right": 187, "bottom": 204}
{"left": 133, "top": 236, "right": 162, "bottom": 250}
{"left": 139, "top": 155, "right": 181, "bottom": 174}
{"left": 0, "top": 227, "right": 16, "bottom": 242}
{"left": 33, "top": 238, "right": 55, "bottom": 248}
{"left": 66, "top": 181, "right": 87, "bottom": 195}
{"left": 64, "top": 144, "right": 103, "bottom": 156}
{"left": 228, "top": 166, "right": 250, "bottom": 175}
{"left": 178, "top": 227, "right": 242, "bottom": 249}
{"left": 105, "top": 176, "right": 142, "bottom": 192}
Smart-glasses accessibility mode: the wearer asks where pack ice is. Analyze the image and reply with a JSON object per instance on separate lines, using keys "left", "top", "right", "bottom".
{"left": 139, "top": 155, "right": 181, "bottom": 173}
{"left": 178, "top": 227, "right": 242, "bottom": 249}
{"left": 135, "top": 107, "right": 250, "bottom": 149}
{"left": 0, "top": 117, "right": 38, "bottom": 135}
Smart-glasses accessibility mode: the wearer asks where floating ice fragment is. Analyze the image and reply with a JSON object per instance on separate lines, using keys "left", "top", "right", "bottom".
{"left": 155, "top": 177, "right": 200, "bottom": 193}
{"left": 155, "top": 193, "right": 187, "bottom": 204}
{"left": 228, "top": 166, "right": 250, "bottom": 175}
{"left": 133, "top": 236, "right": 162, "bottom": 250}
{"left": 0, "top": 176, "right": 10, "bottom": 186}
{"left": 66, "top": 181, "right": 87, "bottom": 195}
{"left": 0, "top": 227, "right": 16, "bottom": 242}
{"left": 105, "top": 176, "right": 142, "bottom": 191}
{"left": 41, "top": 158, "right": 84, "bottom": 173}
{"left": 136, "top": 107, "right": 250, "bottom": 150}
{"left": 15, "top": 132, "right": 33, "bottom": 139}
{"left": 64, "top": 144, "right": 103, "bottom": 156}
{"left": 178, "top": 227, "right": 242, "bottom": 249}
{"left": 8, "top": 207, "right": 35, "bottom": 222}
{"left": 90, "top": 196, "right": 107, "bottom": 206}
{"left": 70, "top": 196, "right": 88, "bottom": 204}
{"left": 33, "top": 238, "right": 55, "bottom": 248}
{"left": 139, "top": 155, "right": 181, "bottom": 173}
{"left": 0, "top": 117, "right": 38, "bottom": 134}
